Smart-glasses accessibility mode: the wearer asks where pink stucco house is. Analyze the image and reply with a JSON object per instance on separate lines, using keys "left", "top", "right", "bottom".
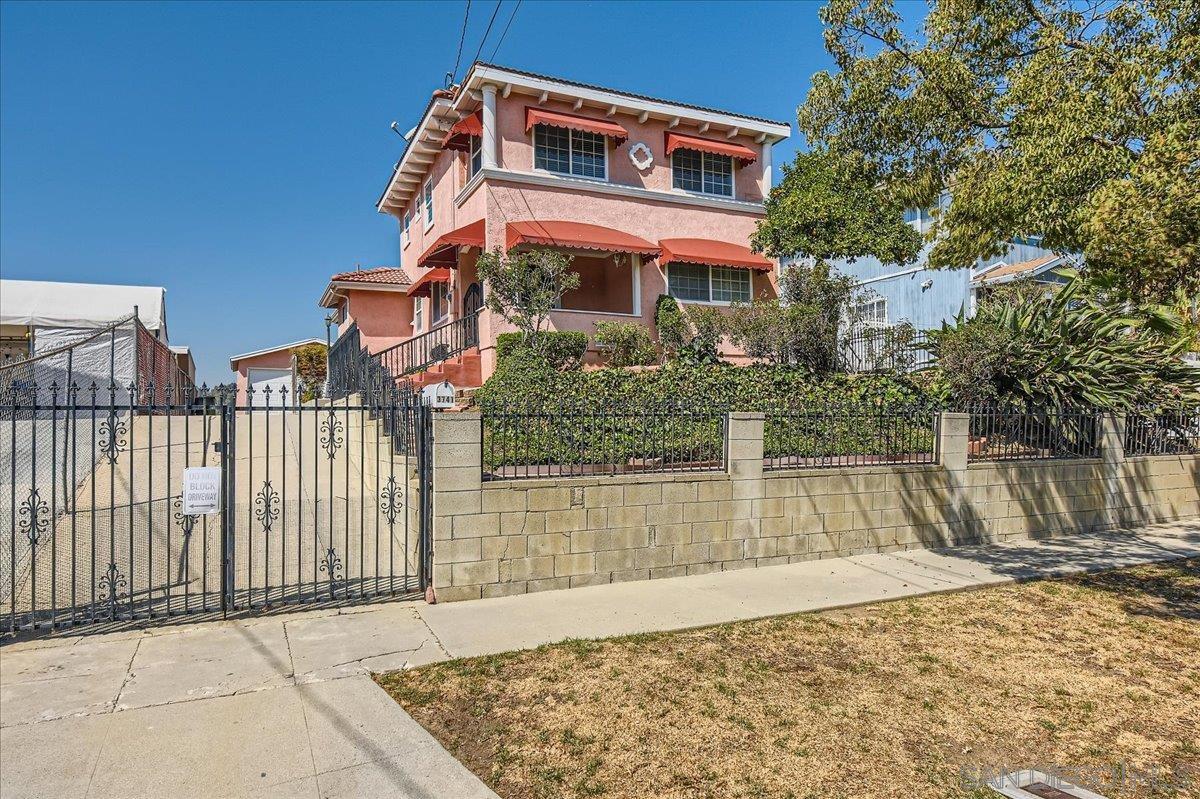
{"left": 323, "top": 63, "right": 790, "bottom": 391}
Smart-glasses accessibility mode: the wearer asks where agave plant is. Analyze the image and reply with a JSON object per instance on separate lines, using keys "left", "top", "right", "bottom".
{"left": 928, "top": 270, "right": 1200, "bottom": 409}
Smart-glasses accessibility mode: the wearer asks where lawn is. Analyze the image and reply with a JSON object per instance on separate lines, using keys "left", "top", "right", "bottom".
{"left": 376, "top": 560, "right": 1200, "bottom": 799}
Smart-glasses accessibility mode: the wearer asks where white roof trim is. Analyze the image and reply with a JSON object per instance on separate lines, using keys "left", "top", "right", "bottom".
{"left": 229, "top": 338, "right": 324, "bottom": 369}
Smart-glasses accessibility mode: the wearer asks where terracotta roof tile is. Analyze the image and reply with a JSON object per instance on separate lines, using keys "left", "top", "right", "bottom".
{"left": 329, "top": 266, "right": 411, "bottom": 286}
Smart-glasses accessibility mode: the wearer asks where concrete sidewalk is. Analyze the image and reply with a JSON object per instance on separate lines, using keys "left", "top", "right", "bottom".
{"left": 2, "top": 519, "right": 1198, "bottom": 798}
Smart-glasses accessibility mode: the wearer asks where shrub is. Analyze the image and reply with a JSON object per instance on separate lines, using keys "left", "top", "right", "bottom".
{"left": 474, "top": 358, "right": 931, "bottom": 470}
{"left": 726, "top": 262, "right": 857, "bottom": 371}
{"left": 653, "top": 295, "right": 725, "bottom": 365}
{"left": 495, "top": 330, "right": 588, "bottom": 371}
{"left": 593, "top": 321, "right": 657, "bottom": 367}
{"left": 293, "top": 342, "right": 327, "bottom": 401}
{"left": 476, "top": 247, "right": 581, "bottom": 348}
{"left": 926, "top": 272, "right": 1200, "bottom": 408}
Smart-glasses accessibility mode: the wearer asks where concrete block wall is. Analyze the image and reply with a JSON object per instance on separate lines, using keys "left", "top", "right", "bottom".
{"left": 430, "top": 411, "right": 1199, "bottom": 602}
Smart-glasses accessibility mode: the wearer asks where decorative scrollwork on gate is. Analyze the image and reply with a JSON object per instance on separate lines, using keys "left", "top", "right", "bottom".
{"left": 254, "top": 480, "right": 280, "bottom": 533}
{"left": 98, "top": 412, "right": 128, "bottom": 464}
{"left": 18, "top": 487, "right": 50, "bottom": 546}
{"left": 98, "top": 562, "right": 127, "bottom": 616}
{"left": 320, "top": 409, "right": 343, "bottom": 460}
{"left": 380, "top": 476, "right": 404, "bottom": 526}
{"left": 171, "top": 495, "right": 196, "bottom": 537}
{"left": 319, "top": 546, "right": 343, "bottom": 599}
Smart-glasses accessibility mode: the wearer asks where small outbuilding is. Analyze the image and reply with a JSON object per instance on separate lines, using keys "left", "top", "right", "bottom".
{"left": 229, "top": 338, "right": 324, "bottom": 406}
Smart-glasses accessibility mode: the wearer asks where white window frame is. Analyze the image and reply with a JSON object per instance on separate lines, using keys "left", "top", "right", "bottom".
{"left": 430, "top": 282, "right": 449, "bottom": 324}
{"left": 665, "top": 263, "right": 751, "bottom": 306}
{"left": 530, "top": 124, "right": 609, "bottom": 182}
{"left": 423, "top": 180, "right": 434, "bottom": 230}
{"left": 413, "top": 297, "right": 423, "bottom": 333}
{"left": 468, "top": 135, "right": 482, "bottom": 178}
{"left": 671, "top": 149, "right": 735, "bottom": 199}
{"left": 402, "top": 209, "right": 412, "bottom": 248}
{"left": 854, "top": 296, "right": 888, "bottom": 326}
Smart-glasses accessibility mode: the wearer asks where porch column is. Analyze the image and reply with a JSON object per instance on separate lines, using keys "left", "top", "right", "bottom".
{"left": 481, "top": 83, "right": 498, "bottom": 170}
{"left": 762, "top": 140, "right": 773, "bottom": 193}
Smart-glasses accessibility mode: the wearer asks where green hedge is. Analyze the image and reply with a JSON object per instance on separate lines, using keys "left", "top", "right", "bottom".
{"left": 474, "top": 353, "right": 934, "bottom": 471}
{"left": 495, "top": 331, "right": 589, "bottom": 370}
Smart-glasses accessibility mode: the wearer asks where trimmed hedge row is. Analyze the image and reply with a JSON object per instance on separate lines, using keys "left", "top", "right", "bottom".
{"left": 474, "top": 353, "right": 934, "bottom": 470}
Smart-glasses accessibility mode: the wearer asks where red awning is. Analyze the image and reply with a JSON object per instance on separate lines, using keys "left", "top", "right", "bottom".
{"left": 506, "top": 221, "right": 660, "bottom": 257}
{"left": 659, "top": 238, "right": 774, "bottom": 271}
{"left": 405, "top": 268, "right": 452, "bottom": 298}
{"left": 665, "top": 132, "right": 757, "bottom": 165}
{"left": 417, "top": 219, "right": 486, "bottom": 268}
{"left": 525, "top": 107, "right": 629, "bottom": 144}
{"left": 441, "top": 110, "right": 483, "bottom": 152}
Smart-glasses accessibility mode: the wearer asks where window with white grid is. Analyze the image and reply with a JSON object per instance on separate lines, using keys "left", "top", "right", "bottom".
{"left": 413, "top": 297, "right": 423, "bottom": 332}
{"left": 711, "top": 266, "right": 750, "bottom": 303}
{"left": 672, "top": 149, "right": 703, "bottom": 192}
{"left": 423, "top": 180, "right": 434, "bottom": 228}
{"left": 666, "top": 263, "right": 710, "bottom": 302}
{"left": 402, "top": 210, "right": 411, "bottom": 246}
{"left": 672, "top": 150, "right": 734, "bottom": 197}
{"left": 534, "top": 124, "right": 606, "bottom": 179}
{"left": 855, "top": 296, "right": 888, "bottom": 324}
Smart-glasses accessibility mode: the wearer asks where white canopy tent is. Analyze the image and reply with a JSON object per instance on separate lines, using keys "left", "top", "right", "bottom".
{"left": 0, "top": 279, "right": 167, "bottom": 340}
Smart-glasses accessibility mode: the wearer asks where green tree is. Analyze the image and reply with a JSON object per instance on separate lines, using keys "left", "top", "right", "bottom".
{"left": 726, "top": 262, "right": 861, "bottom": 372}
{"left": 476, "top": 247, "right": 581, "bottom": 348}
{"left": 771, "top": 0, "right": 1198, "bottom": 303}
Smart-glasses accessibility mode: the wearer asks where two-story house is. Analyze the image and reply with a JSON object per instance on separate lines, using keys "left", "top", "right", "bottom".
{"left": 322, "top": 62, "right": 790, "bottom": 391}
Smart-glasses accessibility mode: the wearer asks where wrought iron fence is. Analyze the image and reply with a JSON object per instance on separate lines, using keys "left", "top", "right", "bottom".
{"left": 839, "top": 325, "right": 935, "bottom": 374}
{"left": 765, "top": 402, "right": 940, "bottom": 470}
{"left": 481, "top": 401, "right": 726, "bottom": 480}
{"left": 2, "top": 381, "right": 430, "bottom": 632}
{"left": 1124, "top": 406, "right": 1199, "bottom": 456}
{"left": 326, "top": 322, "right": 363, "bottom": 400}
{"left": 966, "top": 404, "right": 1102, "bottom": 461}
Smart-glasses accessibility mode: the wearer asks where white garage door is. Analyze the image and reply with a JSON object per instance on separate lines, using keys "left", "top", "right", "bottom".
{"left": 247, "top": 367, "right": 292, "bottom": 407}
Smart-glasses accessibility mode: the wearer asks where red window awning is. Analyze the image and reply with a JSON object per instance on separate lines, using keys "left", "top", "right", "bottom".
{"left": 659, "top": 238, "right": 774, "bottom": 271}
{"left": 525, "top": 107, "right": 629, "bottom": 144}
{"left": 506, "top": 221, "right": 660, "bottom": 257}
{"left": 405, "top": 268, "right": 452, "bottom": 298}
{"left": 441, "top": 110, "right": 483, "bottom": 152}
{"left": 417, "top": 219, "right": 486, "bottom": 269}
{"left": 665, "top": 132, "right": 757, "bottom": 165}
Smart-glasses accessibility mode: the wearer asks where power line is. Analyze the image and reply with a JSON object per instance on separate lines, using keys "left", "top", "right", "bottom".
{"left": 470, "top": 0, "right": 504, "bottom": 69}
{"left": 451, "top": 0, "right": 472, "bottom": 83}
{"left": 487, "top": 0, "right": 522, "bottom": 63}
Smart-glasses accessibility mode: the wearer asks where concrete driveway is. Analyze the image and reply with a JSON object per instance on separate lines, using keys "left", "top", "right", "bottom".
{"left": 0, "top": 602, "right": 494, "bottom": 799}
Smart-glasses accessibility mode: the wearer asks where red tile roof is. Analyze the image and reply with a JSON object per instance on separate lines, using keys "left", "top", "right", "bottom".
{"left": 329, "top": 266, "right": 411, "bottom": 285}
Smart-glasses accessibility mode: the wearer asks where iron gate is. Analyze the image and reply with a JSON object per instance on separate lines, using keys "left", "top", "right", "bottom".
{"left": 2, "top": 386, "right": 434, "bottom": 633}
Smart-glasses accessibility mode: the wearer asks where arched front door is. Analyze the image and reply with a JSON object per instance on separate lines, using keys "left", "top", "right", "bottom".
{"left": 463, "top": 282, "right": 482, "bottom": 316}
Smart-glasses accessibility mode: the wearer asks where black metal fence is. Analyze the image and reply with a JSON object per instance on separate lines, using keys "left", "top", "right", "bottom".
{"left": 1124, "top": 406, "right": 1199, "bottom": 456}
{"left": 839, "top": 325, "right": 935, "bottom": 374}
{"left": 966, "top": 404, "right": 1102, "bottom": 461}
{"left": 481, "top": 402, "right": 726, "bottom": 480}
{"left": 765, "top": 402, "right": 939, "bottom": 470}
{"left": 2, "top": 382, "right": 430, "bottom": 633}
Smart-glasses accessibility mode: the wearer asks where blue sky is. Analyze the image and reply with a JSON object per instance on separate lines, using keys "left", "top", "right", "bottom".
{"left": 2, "top": 0, "right": 858, "bottom": 384}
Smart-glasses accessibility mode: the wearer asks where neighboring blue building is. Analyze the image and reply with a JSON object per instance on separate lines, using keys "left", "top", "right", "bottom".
{"left": 783, "top": 209, "right": 1069, "bottom": 331}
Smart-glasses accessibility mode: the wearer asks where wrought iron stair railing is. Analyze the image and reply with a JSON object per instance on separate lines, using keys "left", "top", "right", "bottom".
{"left": 371, "top": 309, "right": 480, "bottom": 382}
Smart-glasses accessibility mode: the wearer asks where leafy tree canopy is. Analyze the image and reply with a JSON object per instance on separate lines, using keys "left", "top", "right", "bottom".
{"left": 769, "top": 0, "right": 1198, "bottom": 303}
{"left": 476, "top": 247, "right": 581, "bottom": 347}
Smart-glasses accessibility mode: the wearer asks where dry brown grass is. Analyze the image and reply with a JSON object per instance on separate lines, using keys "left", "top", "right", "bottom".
{"left": 376, "top": 560, "right": 1200, "bottom": 799}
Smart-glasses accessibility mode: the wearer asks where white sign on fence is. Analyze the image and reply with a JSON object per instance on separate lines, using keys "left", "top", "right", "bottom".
{"left": 181, "top": 467, "right": 222, "bottom": 515}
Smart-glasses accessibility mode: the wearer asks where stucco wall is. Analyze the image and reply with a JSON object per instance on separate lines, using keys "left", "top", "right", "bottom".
{"left": 429, "top": 412, "right": 1200, "bottom": 602}
{"left": 344, "top": 289, "right": 413, "bottom": 354}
